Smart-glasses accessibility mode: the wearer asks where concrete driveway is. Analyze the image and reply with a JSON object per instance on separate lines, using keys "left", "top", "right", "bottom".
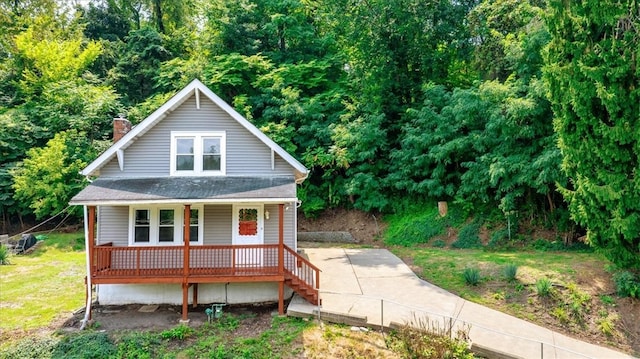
{"left": 287, "top": 248, "right": 634, "bottom": 359}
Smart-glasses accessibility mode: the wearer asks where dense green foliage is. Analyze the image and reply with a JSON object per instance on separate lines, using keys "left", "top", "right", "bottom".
{"left": 0, "top": 0, "right": 637, "bottom": 269}
{"left": 544, "top": 0, "right": 640, "bottom": 270}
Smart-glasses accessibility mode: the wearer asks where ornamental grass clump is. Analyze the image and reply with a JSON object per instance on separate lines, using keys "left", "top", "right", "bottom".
{"left": 503, "top": 263, "right": 518, "bottom": 282}
{"left": 535, "top": 277, "right": 553, "bottom": 297}
{"left": 463, "top": 267, "right": 481, "bottom": 286}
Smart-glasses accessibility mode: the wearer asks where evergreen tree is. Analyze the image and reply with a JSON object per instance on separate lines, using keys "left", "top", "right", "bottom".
{"left": 545, "top": 1, "right": 640, "bottom": 269}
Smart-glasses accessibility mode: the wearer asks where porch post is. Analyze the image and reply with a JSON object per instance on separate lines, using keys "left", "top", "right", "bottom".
{"left": 87, "top": 206, "right": 96, "bottom": 320}
{"left": 181, "top": 283, "right": 189, "bottom": 322}
{"left": 278, "top": 203, "right": 285, "bottom": 314}
{"left": 87, "top": 206, "right": 96, "bottom": 276}
{"left": 182, "top": 205, "right": 191, "bottom": 322}
{"left": 183, "top": 205, "right": 191, "bottom": 277}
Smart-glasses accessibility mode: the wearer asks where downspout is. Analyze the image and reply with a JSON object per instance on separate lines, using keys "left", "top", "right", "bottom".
{"left": 80, "top": 205, "right": 92, "bottom": 330}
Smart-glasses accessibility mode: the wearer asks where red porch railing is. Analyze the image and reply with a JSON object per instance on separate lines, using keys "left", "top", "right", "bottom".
{"left": 92, "top": 243, "right": 283, "bottom": 279}
{"left": 283, "top": 246, "right": 320, "bottom": 292}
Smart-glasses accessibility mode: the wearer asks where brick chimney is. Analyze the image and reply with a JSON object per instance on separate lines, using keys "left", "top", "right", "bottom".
{"left": 113, "top": 116, "right": 131, "bottom": 143}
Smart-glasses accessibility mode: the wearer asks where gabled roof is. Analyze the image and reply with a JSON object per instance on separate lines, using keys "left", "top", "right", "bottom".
{"left": 81, "top": 79, "right": 308, "bottom": 182}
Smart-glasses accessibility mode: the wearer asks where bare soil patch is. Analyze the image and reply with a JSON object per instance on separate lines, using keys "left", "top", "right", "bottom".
{"left": 298, "top": 208, "right": 385, "bottom": 244}
{"left": 60, "top": 303, "right": 279, "bottom": 334}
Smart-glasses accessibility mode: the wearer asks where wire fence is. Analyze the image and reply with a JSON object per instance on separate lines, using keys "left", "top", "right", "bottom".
{"left": 314, "top": 290, "right": 608, "bottom": 359}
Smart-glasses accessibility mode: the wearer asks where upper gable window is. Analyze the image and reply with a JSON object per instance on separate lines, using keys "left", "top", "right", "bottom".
{"left": 170, "top": 132, "right": 226, "bottom": 176}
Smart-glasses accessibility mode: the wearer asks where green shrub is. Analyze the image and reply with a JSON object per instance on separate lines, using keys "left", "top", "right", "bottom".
{"left": 0, "top": 335, "right": 58, "bottom": 359}
{"left": 116, "top": 332, "right": 162, "bottom": 359}
{"left": 487, "top": 229, "right": 509, "bottom": 249}
{"left": 431, "top": 239, "right": 446, "bottom": 248}
{"left": 384, "top": 206, "right": 445, "bottom": 246}
{"left": 161, "top": 324, "right": 193, "bottom": 340}
{"left": 613, "top": 271, "right": 640, "bottom": 298}
{"left": 535, "top": 278, "right": 553, "bottom": 297}
{"left": 51, "top": 331, "right": 117, "bottom": 359}
{"left": 503, "top": 263, "right": 518, "bottom": 282}
{"left": 0, "top": 244, "right": 9, "bottom": 265}
{"left": 463, "top": 267, "right": 481, "bottom": 286}
{"left": 452, "top": 222, "right": 482, "bottom": 249}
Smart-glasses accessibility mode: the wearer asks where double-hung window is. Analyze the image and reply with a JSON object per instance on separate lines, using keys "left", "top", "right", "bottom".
{"left": 130, "top": 206, "right": 203, "bottom": 245}
{"left": 171, "top": 132, "right": 226, "bottom": 175}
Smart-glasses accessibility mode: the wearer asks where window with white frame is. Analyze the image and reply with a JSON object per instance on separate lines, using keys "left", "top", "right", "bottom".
{"left": 129, "top": 206, "right": 203, "bottom": 245}
{"left": 171, "top": 132, "right": 226, "bottom": 175}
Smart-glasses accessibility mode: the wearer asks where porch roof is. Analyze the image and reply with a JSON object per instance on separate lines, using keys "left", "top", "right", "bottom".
{"left": 69, "top": 176, "right": 298, "bottom": 206}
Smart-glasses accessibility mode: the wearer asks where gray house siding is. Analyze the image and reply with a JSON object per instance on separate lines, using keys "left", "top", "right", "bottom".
{"left": 264, "top": 204, "right": 295, "bottom": 248}
{"left": 100, "top": 96, "right": 296, "bottom": 178}
{"left": 97, "top": 206, "right": 128, "bottom": 246}
{"left": 97, "top": 204, "right": 294, "bottom": 246}
{"left": 203, "top": 204, "right": 232, "bottom": 244}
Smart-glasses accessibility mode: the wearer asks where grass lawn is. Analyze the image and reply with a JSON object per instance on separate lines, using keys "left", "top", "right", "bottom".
{"left": 390, "top": 246, "right": 605, "bottom": 302}
{"left": 0, "top": 232, "right": 86, "bottom": 335}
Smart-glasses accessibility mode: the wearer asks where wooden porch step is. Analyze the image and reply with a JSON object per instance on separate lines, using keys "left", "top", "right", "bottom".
{"left": 286, "top": 281, "right": 319, "bottom": 305}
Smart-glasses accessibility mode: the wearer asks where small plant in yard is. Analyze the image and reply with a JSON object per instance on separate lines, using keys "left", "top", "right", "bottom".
{"left": 565, "top": 283, "right": 591, "bottom": 324}
{"left": 0, "top": 335, "right": 58, "bottom": 359}
{"left": 503, "top": 263, "right": 518, "bottom": 282}
{"left": 52, "top": 331, "right": 118, "bottom": 358}
{"left": 596, "top": 312, "right": 618, "bottom": 337}
{"left": 599, "top": 295, "right": 616, "bottom": 306}
{"left": 386, "top": 314, "right": 475, "bottom": 359}
{"left": 551, "top": 307, "right": 569, "bottom": 324}
{"left": 463, "top": 267, "right": 481, "bottom": 286}
{"left": 535, "top": 277, "right": 553, "bottom": 297}
{"left": 161, "top": 324, "right": 193, "bottom": 340}
{"left": 117, "top": 331, "right": 164, "bottom": 358}
{"left": 0, "top": 244, "right": 10, "bottom": 265}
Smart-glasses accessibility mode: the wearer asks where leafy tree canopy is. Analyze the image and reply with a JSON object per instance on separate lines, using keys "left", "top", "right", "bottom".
{"left": 11, "top": 130, "right": 102, "bottom": 219}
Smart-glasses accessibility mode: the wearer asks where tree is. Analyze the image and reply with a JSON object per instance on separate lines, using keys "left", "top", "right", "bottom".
{"left": 109, "top": 28, "right": 172, "bottom": 105}
{"left": 0, "top": 110, "right": 47, "bottom": 230}
{"left": 11, "top": 130, "right": 101, "bottom": 219}
{"left": 468, "top": 0, "right": 545, "bottom": 81}
{"left": 81, "top": 2, "right": 131, "bottom": 42}
{"left": 13, "top": 16, "right": 103, "bottom": 100}
{"left": 545, "top": 1, "right": 640, "bottom": 269}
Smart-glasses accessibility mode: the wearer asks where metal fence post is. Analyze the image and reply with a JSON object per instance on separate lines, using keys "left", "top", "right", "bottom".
{"left": 380, "top": 299, "right": 384, "bottom": 332}
{"left": 541, "top": 342, "right": 544, "bottom": 359}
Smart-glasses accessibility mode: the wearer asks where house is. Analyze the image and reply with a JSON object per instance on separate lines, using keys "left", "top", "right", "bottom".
{"left": 69, "top": 79, "right": 319, "bottom": 322}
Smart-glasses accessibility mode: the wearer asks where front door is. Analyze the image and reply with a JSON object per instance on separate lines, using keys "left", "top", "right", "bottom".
{"left": 232, "top": 204, "right": 264, "bottom": 266}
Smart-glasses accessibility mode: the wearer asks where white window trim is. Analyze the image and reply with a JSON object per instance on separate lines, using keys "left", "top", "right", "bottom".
{"left": 170, "top": 131, "right": 226, "bottom": 176}
{"left": 128, "top": 205, "right": 204, "bottom": 246}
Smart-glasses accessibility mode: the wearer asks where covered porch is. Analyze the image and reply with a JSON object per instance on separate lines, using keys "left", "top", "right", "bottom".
{"left": 84, "top": 204, "right": 319, "bottom": 321}
{"left": 73, "top": 176, "right": 320, "bottom": 322}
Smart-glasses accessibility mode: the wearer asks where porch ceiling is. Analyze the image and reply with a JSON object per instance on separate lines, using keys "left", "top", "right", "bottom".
{"left": 69, "top": 176, "right": 297, "bottom": 205}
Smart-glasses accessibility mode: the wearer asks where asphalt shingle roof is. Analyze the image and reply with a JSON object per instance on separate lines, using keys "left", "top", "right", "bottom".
{"left": 70, "top": 176, "right": 297, "bottom": 205}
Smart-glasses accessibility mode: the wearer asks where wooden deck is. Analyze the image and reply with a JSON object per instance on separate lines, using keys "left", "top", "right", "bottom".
{"left": 90, "top": 243, "right": 320, "bottom": 304}
{"left": 84, "top": 204, "right": 319, "bottom": 320}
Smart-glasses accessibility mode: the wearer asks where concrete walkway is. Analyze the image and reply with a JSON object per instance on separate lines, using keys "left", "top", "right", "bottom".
{"left": 287, "top": 248, "right": 635, "bottom": 359}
